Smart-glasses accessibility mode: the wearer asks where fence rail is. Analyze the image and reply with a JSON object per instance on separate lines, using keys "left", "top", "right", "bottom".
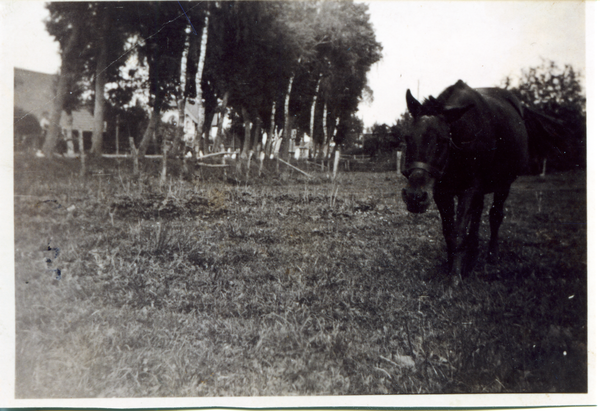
{"left": 340, "top": 154, "right": 371, "bottom": 161}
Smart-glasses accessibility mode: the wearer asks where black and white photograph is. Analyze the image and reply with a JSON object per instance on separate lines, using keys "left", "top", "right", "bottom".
{"left": 1, "top": 0, "right": 594, "bottom": 406}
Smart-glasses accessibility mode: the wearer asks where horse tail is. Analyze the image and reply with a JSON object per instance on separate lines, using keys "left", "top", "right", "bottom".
{"left": 523, "top": 106, "right": 567, "bottom": 163}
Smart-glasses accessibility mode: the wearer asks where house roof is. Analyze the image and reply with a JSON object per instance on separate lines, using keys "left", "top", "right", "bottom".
{"left": 182, "top": 100, "right": 219, "bottom": 127}
{"left": 14, "top": 67, "right": 95, "bottom": 132}
{"left": 185, "top": 101, "right": 200, "bottom": 124}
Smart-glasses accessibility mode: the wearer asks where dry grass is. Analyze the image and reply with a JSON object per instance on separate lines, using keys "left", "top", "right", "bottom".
{"left": 14, "top": 155, "right": 586, "bottom": 397}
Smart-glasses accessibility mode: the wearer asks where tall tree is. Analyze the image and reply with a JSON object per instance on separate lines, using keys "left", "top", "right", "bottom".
{"left": 275, "top": 2, "right": 325, "bottom": 158}
{"left": 43, "top": 2, "right": 89, "bottom": 157}
{"left": 202, "top": 2, "right": 308, "bottom": 157}
{"left": 179, "top": 2, "right": 209, "bottom": 155}
{"left": 195, "top": 12, "right": 210, "bottom": 154}
{"left": 336, "top": 113, "right": 363, "bottom": 149}
{"left": 135, "top": 2, "right": 188, "bottom": 156}
{"left": 90, "top": 4, "right": 110, "bottom": 155}
{"left": 319, "top": 1, "right": 381, "bottom": 148}
{"left": 45, "top": 2, "right": 142, "bottom": 156}
{"left": 282, "top": 1, "right": 381, "bottom": 154}
{"left": 220, "top": 2, "right": 290, "bottom": 157}
{"left": 43, "top": 0, "right": 381, "bottom": 165}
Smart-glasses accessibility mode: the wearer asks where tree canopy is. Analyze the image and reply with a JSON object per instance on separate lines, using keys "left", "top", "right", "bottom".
{"left": 42, "top": 0, "right": 382, "bottom": 158}
{"left": 503, "top": 60, "right": 586, "bottom": 171}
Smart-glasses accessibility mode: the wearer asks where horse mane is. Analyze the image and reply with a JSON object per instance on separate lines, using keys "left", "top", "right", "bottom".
{"left": 420, "top": 96, "right": 444, "bottom": 116}
{"left": 420, "top": 80, "right": 470, "bottom": 116}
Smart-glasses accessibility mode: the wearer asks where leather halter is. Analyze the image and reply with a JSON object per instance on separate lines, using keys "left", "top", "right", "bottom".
{"left": 402, "top": 128, "right": 458, "bottom": 180}
{"left": 403, "top": 161, "right": 444, "bottom": 180}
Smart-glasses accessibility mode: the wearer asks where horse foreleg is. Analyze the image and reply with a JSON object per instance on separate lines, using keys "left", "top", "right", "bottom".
{"left": 433, "top": 191, "right": 455, "bottom": 267}
{"left": 466, "top": 192, "right": 485, "bottom": 260}
{"left": 488, "top": 188, "right": 510, "bottom": 262}
{"left": 451, "top": 189, "right": 480, "bottom": 281}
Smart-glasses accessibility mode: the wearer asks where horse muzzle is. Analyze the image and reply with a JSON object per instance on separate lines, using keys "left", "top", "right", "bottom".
{"left": 402, "top": 187, "right": 430, "bottom": 213}
{"left": 401, "top": 168, "right": 434, "bottom": 214}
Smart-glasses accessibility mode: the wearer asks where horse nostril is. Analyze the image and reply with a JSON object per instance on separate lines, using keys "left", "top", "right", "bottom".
{"left": 402, "top": 188, "right": 428, "bottom": 206}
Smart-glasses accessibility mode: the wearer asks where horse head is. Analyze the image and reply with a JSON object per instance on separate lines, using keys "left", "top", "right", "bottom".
{"left": 401, "top": 89, "right": 472, "bottom": 213}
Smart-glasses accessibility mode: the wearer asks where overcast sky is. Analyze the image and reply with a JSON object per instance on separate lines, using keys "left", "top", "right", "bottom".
{"left": 1, "top": 1, "right": 588, "bottom": 128}
{"left": 358, "top": 1, "right": 586, "bottom": 127}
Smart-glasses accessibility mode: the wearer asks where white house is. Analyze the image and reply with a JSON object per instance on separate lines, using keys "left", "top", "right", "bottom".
{"left": 14, "top": 67, "right": 95, "bottom": 155}
{"left": 162, "top": 101, "right": 225, "bottom": 150}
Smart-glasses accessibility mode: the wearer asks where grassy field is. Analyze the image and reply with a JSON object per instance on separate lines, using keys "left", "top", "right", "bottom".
{"left": 14, "top": 154, "right": 587, "bottom": 397}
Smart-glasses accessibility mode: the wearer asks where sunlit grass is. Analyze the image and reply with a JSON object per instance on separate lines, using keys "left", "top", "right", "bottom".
{"left": 14, "top": 155, "right": 586, "bottom": 397}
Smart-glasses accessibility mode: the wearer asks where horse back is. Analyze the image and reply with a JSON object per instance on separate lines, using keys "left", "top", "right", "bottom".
{"left": 480, "top": 89, "right": 529, "bottom": 173}
{"left": 440, "top": 82, "right": 530, "bottom": 190}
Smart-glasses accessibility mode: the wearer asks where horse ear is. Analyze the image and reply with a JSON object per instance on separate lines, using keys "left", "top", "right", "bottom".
{"left": 406, "top": 89, "right": 422, "bottom": 118}
{"left": 442, "top": 104, "right": 473, "bottom": 123}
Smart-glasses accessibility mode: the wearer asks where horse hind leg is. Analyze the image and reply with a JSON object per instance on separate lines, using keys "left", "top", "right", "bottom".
{"left": 488, "top": 188, "right": 510, "bottom": 262}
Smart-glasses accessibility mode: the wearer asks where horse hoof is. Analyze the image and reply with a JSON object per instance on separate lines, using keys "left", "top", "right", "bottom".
{"left": 450, "top": 274, "right": 461, "bottom": 287}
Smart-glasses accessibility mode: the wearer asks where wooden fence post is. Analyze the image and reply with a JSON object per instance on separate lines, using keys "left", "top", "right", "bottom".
{"left": 115, "top": 114, "right": 120, "bottom": 156}
{"left": 397, "top": 151, "right": 403, "bottom": 176}
{"left": 222, "top": 151, "right": 227, "bottom": 182}
{"left": 79, "top": 132, "right": 86, "bottom": 177}
{"left": 245, "top": 150, "right": 254, "bottom": 182}
{"left": 258, "top": 151, "right": 265, "bottom": 176}
{"left": 160, "top": 140, "right": 171, "bottom": 186}
{"left": 129, "top": 137, "right": 139, "bottom": 176}
{"left": 332, "top": 149, "right": 340, "bottom": 181}
{"left": 541, "top": 158, "right": 547, "bottom": 178}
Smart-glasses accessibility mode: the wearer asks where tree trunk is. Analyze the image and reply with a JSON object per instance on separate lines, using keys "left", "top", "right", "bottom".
{"left": 213, "top": 90, "right": 229, "bottom": 151}
{"left": 321, "top": 101, "right": 328, "bottom": 159}
{"left": 43, "top": 21, "right": 81, "bottom": 157}
{"left": 281, "top": 73, "right": 295, "bottom": 160}
{"left": 64, "top": 111, "right": 74, "bottom": 157}
{"left": 79, "top": 131, "right": 86, "bottom": 177}
{"left": 90, "top": 9, "right": 109, "bottom": 156}
{"left": 204, "top": 113, "right": 215, "bottom": 153}
{"left": 265, "top": 101, "right": 276, "bottom": 157}
{"left": 241, "top": 107, "right": 253, "bottom": 157}
{"left": 194, "top": 12, "right": 210, "bottom": 157}
{"left": 178, "top": 100, "right": 186, "bottom": 131}
{"left": 328, "top": 117, "right": 340, "bottom": 152}
{"left": 322, "top": 115, "right": 338, "bottom": 161}
{"left": 252, "top": 116, "right": 263, "bottom": 153}
{"left": 176, "top": 30, "right": 191, "bottom": 167}
{"left": 178, "top": 30, "right": 190, "bottom": 128}
{"left": 309, "top": 74, "right": 321, "bottom": 141}
{"left": 115, "top": 114, "right": 120, "bottom": 156}
{"left": 332, "top": 149, "right": 340, "bottom": 180}
{"left": 160, "top": 139, "right": 171, "bottom": 186}
{"left": 129, "top": 137, "right": 139, "bottom": 176}
{"left": 138, "top": 108, "right": 160, "bottom": 156}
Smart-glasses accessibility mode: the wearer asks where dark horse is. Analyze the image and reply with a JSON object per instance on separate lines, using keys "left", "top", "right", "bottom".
{"left": 401, "top": 80, "right": 559, "bottom": 283}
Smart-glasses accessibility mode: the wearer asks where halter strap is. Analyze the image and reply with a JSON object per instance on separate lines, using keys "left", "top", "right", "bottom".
{"left": 404, "top": 161, "right": 443, "bottom": 180}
